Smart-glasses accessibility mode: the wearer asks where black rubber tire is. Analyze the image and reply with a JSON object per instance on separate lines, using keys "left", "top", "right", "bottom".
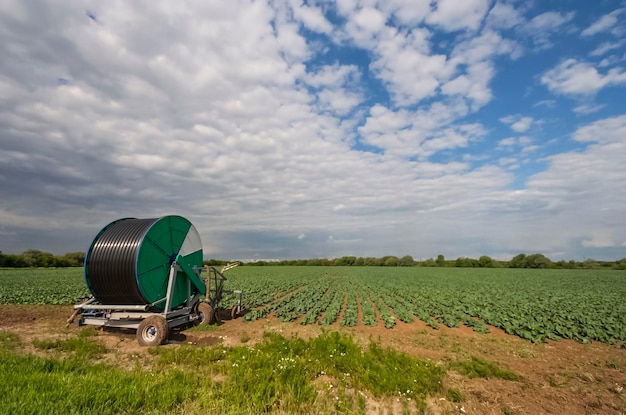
{"left": 197, "top": 302, "right": 215, "bottom": 325}
{"left": 136, "top": 315, "right": 168, "bottom": 347}
{"left": 231, "top": 306, "right": 238, "bottom": 320}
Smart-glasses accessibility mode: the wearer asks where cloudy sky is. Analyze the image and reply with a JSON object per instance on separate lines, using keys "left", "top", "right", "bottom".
{"left": 1, "top": 0, "right": 625, "bottom": 261}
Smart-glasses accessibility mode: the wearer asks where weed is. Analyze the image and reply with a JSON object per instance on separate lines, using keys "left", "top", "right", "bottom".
{"left": 0, "top": 330, "right": 20, "bottom": 351}
{"left": 450, "top": 356, "right": 519, "bottom": 381}
{"left": 32, "top": 328, "right": 105, "bottom": 359}
{"left": 446, "top": 387, "right": 463, "bottom": 402}
{"left": 5, "top": 330, "right": 447, "bottom": 414}
{"left": 517, "top": 348, "right": 536, "bottom": 358}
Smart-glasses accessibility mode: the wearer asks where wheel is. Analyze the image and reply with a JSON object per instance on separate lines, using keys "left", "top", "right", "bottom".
{"left": 136, "top": 315, "right": 168, "bottom": 347}
{"left": 197, "top": 302, "right": 215, "bottom": 325}
{"left": 231, "top": 306, "right": 238, "bottom": 320}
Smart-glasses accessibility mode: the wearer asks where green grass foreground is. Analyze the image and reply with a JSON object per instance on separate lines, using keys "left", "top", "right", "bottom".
{"left": 0, "top": 329, "right": 445, "bottom": 415}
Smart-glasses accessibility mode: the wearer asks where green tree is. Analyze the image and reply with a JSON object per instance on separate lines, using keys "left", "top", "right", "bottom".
{"left": 455, "top": 257, "right": 478, "bottom": 267}
{"left": 333, "top": 256, "right": 357, "bottom": 266}
{"left": 398, "top": 255, "right": 414, "bottom": 267}
{"left": 364, "top": 257, "right": 382, "bottom": 266}
{"left": 423, "top": 258, "right": 436, "bottom": 267}
{"left": 61, "top": 252, "right": 86, "bottom": 267}
{"left": 613, "top": 258, "right": 626, "bottom": 270}
{"left": 525, "top": 253, "right": 551, "bottom": 269}
{"left": 382, "top": 256, "right": 399, "bottom": 266}
{"left": 509, "top": 253, "right": 527, "bottom": 268}
{"left": 21, "top": 249, "right": 55, "bottom": 267}
{"left": 3, "top": 254, "right": 26, "bottom": 267}
{"left": 478, "top": 255, "right": 494, "bottom": 268}
{"left": 435, "top": 254, "right": 446, "bottom": 267}
{"left": 582, "top": 259, "right": 599, "bottom": 269}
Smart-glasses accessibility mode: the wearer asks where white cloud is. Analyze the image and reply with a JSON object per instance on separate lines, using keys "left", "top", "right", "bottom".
{"left": 541, "top": 59, "right": 626, "bottom": 95}
{"left": 521, "top": 115, "right": 626, "bottom": 252}
{"left": 521, "top": 144, "right": 538, "bottom": 154}
{"left": 520, "top": 11, "right": 575, "bottom": 49}
{"left": 316, "top": 88, "right": 362, "bottom": 115}
{"left": 368, "top": 28, "right": 447, "bottom": 106}
{"left": 358, "top": 100, "right": 477, "bottom": 157}
{"left": 343, "top": 6, "right": 388, "bottom": 46}
{"left": 582, "top": 232, "right": 616, "bottom": 248}
{"left": 523, "top": 11, "right": 575, "bottom": 32}
{"left": 573, "top": 114, "right": 626, "bottom": 144}
{"left": 497, "top": 137, "right": 517, "bottom": 148}
{"left": 378, "top": 0, "right": 431, "bottom": 25}
{"left": 289, "top": 0, "right": 333, "bottom": 34}
{"left": 496, "top": 135, "right": 533, "bottom": 151}
{"left": 511, "top": 117, "right": 532, "bottom": 133}
{"left": 426, "top": 0, "right": 490, "bottom": 32}
{"left": 304, "top": 64, "right": 360, "bottom": 88}
{"left": 485, "top": 1, "right": 524, "bottom": 30}
{"left": 581, "top": 8, "right": 625, "bottom": 36}
{"left": 573, "top": 103, "right": 604, "bottom": 114}
{"left": 1, "top": 1, "right": 625, "bottom": 262}
{"left": 590, "top": 41, "right": 625, "bottom": 57}
{"left": 500, "top": 115, "right": 533, "bottom": 133}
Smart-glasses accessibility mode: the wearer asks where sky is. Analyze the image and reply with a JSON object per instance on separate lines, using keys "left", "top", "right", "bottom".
{"left": 1, "top": 0, "right": 626, "bottom": 262}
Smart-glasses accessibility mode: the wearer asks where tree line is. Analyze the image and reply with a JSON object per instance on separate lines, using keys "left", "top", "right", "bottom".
{"left": 2, "top": 249, "right": 625, "bottom": 270}
{"left": 0, "top": 250, "right": 85, "bottom": 268}
{"left": 208, "top": 253, "right": 626, "bottom": 270}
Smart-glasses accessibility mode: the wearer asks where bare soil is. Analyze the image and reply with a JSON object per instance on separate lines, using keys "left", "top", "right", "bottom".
{"left": 1, "top": 304, "right": 625, "bottom": 415}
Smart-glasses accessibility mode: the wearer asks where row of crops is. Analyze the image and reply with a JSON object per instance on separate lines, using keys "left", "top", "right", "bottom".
{"left": 1, "top": 266, "right": 626, "bottom": 346}
{"left": 220, "top": 267, "right": 626, "bottom": 346}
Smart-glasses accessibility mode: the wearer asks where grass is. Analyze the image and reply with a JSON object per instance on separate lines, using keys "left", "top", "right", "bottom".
{"left": 152, "top": 330, "right": 446, "bottom": 412}
{"left": 450, "top": 356, "right": 519, "bottom": 381}
{"left": 446, "top": 387, "right": 463, "bottom": 402}
{"left": 0, "top": 330, "right": 20, "bottom": 350}
{"left": 517, "top": 348, "right": 536, "bottom": 358}
{"left": 0, "top": 333, "right": 207, "bottom": 415}
{"left": 0, "top": 329, "right": 446, "bottom": 414}
{"left": 32, "top": 328, "right": 105, "bottom": 359}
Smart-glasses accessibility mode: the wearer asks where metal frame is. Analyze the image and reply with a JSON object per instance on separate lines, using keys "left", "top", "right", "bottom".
{"left": 73, "top": 262, "right": 207, "bottom": 331}
{"left": 204, "top": 263, "right": 242, "bottom": 322}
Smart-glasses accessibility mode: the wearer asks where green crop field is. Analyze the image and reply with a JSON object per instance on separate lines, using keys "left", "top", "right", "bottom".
{"left": 0, "top": 268, "right": 89, "bottom": 305}
{"left": 1, "top": 266, "right": 625, "bottom": 345}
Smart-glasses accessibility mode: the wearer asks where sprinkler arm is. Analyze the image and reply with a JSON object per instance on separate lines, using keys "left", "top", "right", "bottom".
{"left": 175, "top": 254, "right": 207, "bottom": 295}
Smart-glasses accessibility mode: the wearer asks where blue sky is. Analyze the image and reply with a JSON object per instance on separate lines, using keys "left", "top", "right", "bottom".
{"left": 0, "top": 0, "right": 625, "bottom": 261}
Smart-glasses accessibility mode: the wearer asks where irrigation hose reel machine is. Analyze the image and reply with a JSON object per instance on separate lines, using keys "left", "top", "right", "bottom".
{"left": 70, "top": 215, "right": 243, "bottom": 346}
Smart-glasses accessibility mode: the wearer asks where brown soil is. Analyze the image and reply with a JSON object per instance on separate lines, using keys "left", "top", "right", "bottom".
{"left": 1, "top": 304, "right": 625, "bottom": 415}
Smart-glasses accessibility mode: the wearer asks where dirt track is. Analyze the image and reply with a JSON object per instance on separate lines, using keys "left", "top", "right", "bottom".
{"left": 1, "top": 304, "right": 625, "bottom": 415}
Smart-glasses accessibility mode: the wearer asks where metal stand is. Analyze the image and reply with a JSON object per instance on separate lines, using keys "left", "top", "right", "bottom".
{"left": 69, "top": 261, "right": 242, "bottom": 346}
{"left": 204, "top": 263, "right": 243, "bottom": 322}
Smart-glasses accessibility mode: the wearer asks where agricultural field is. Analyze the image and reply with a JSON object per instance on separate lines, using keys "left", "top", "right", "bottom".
{"left": 222, "top": 266, "right": 626, "bottom": 346}
{"left": 0, "top": 267, "right": 89, "bottom": 304}
{"left": 1, "top": 266, "right": 626, "bottom": 346}
{"left": 1, "top": 266, "right": 626, "bottom": 414}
